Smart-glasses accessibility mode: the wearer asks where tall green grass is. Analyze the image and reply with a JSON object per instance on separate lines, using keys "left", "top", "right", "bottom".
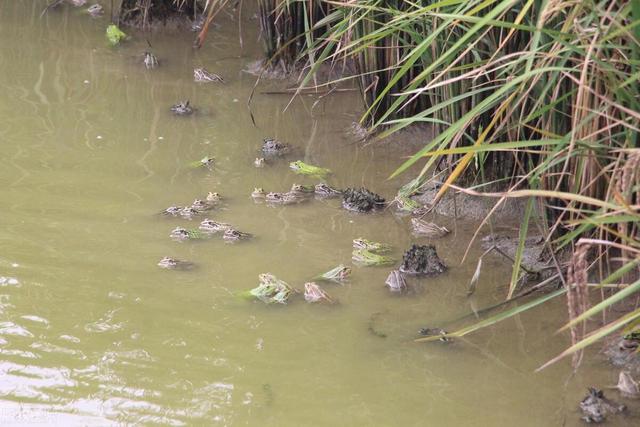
{"left": 290, "top": 0, "right": 640, "bottom": 367}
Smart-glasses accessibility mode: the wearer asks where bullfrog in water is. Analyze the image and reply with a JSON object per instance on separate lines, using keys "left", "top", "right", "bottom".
{"left": 223, "top": 228, "right": 253, "bottom": 242}
{"left": 143, "top": 51, "right": 158, "bottom": 69}
{"left": 251, "top": 188, "right": 266, "bottom": 199}
{"left": 289, "top": 184, "right": 314, "bottom": 196}
{"left": 190, "top": 199, "right": 214, "bottom": 212}
{"left": 411, "top": 218, "right": 450, "bottom": 238}
{"left": 179, "top": 206, "right": 200, "bottom": 219}
{"left": 206, "top": 192, "right": 221, "bottom": 203}
{"left": 579, "top": 388, "right": 626, "bottom": 423}
{"left": 157, "top": 256, "right": 194, "bottom": 270}
{"left": 304, "top": 282, "right": 335, "bottom": 304}
{"left": 170, "top": 100, "right": 193, "bottom": 116}
{"left": 199, "top": 218, "right": 231, "bottom": 233}
{"left": 400, "top": 244, "right": 447, "bottom": 275}
{"left": 265, "top": 192, "right": 304, "bottom": 205}
{"left": 261, "top": 138, "right": 289, "bottom": 156}
{"left": 385, "top": 270, "right": 408, "bottom": 293}
{"left": 342, "top": 187, "right": 386, "bottom": 212}
{"left": 254, "top": 157, "right": 266, "bottom": 168}
{"left": 160, "top": 206, "right": 183, "bottom": 216}
{"left": 87, "top": 3, "right": 103, "bottom": 17}
{"left": 314, "top": 183, "right": 342, "bottom": 198}
{"left": 194, "top": 68, "right": 224, "bottom": 83}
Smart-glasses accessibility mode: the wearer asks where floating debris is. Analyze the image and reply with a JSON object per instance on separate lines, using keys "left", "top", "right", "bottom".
{"left": 242, "top": 273, "right": 295, "bottom": 304}
{"left": 304, "top": 282, "right": 334, "bottom": 303}
{"left": 579, "top": 388, "right": 626, "bottom": 423}
{"left": 106, "top": 24, "right": 127, "bottom": 46}
{"left": 289, "top": 160, "right": 331, "bottom": 178}
{"left": 418, "top": 327, "right": 451, "bottom": 342}
{"left": 411, "top": 218, "right": 450, "bottom": 238}
{"left": 400, "top": 244, "right": 446, "bottom": 275}
{"left": 170, "top": 100, "right": 193, "bottom": 116}
{"left": 353, "top": 238, "right": 391, "bottom": 253}
{"left": 169, "top": 227, "right": 207, "bottom": 241}
{"left": 314, "top": 265, "right": 351, "bottom": 283}
{"left": 194, "top": 68, "right": 224, "bottom": 83}
{"left": 157, "top": 257, "right": 194, "bottom": 270}
{"left": 385, "top": 270, "right": 407, "bottom": 293}
{"left": 314, "top": 183, "right": 342, "bottom": 198}
{"left": 342, "top": 187, "right": 385, "bottom": 212}
{"left": 143, "top": 51, "right": 158, "bottom": 69}
{"left": 352, "top": 249, "right": 396, "bottom": 266}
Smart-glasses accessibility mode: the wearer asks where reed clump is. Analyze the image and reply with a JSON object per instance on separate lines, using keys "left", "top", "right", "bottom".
{"left": 290, "top": 0, "right": 639, "bottom": 366}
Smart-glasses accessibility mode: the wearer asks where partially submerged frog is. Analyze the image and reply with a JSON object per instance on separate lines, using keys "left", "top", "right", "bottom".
{"left": 289, "top": 184, "right": 314, "bottom": 195}
{"left": 206, "top": 192, "right": 221, "bottom": 203}
{"left": 261, "top": 138, "right": 289, "bottom": 156}
{"left": 315, "top": 265, "right": 351, "bottom": 283}
{"left": 353, "top": 238, "right": 391, "bottom": 253}
{"left": 614, "top": 371, "right": 640, "bottom": 398}
{"left": 385, "top": 270, "right": 408, "bottom": 293}
{"left": 87, "top": 3, "right": 103, "bottom": 17}
{"left": 157, "top": 256, "right": 194, "bottom": 270}
{"left": 143, "top": 51, "right": 158, "bottom": 69}
{"left": 579, "top": 388, "right": 626, "bottom": 423}
{"left": 314, "top": 183, "right": 342, "bottom": 198}
{"left": 194, "top": 68, "right": 224, "bottom": 83}
{"left": 223, "top": 228, "right": 253, "bottom": 242}
{"left": 160, "top": 206, "right": 183, "bottom": 216}
{"left": 304, "top": 282, "right": 335, "bottom": 304}
{"left": 169, "top": 227, "right": 205, "bottom": 241}
{"left": 411, "top": 218, "right": 450, "bottom": 238}
{"left": 199, "top": 219, "right": 231, "bottom": 233}
{"left": 194, "top": 156, "right": 214, "bottom": 169}
{"left": 265, "top": 192, "right": 304, "bottom": 205}
{"left": 352, "top": 249, "right": 396, "bottom": 266}
{"left": 254, "top": 157, "right": 265, "bottom": 168}
{"left": 289, "top": 160, "right": 331, "bottom": 178}
{"left": 170, "top": 100, "right": 193, "bottom": 116}
{"left": 191, "top": 199, "right": 213, "bottom": 212}
{"left": 342, "top": 187, "right": 386, "bottom": 213}
{"left": 251, "top": 188, "right": 266, "bottom": 199}
{"left": 400, "top": 244, "right": 447, "bottom": 275}
{"left": 179, "top": 206, "right": 200, "bottom": 219}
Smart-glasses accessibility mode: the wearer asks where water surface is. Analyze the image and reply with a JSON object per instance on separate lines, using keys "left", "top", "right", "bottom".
{"left": 0, "top": 2, "right": 632, "bottom": 426}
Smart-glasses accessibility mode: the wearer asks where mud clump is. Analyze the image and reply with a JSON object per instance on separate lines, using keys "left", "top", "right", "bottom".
{"left": 342, "top": 188, "right": 385, "bottom": 213}
{"left": 399, "top": 244, "right": 446, "bottom": 275}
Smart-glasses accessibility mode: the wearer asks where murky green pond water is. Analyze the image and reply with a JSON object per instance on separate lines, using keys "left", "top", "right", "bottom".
{"left": 0, "top": 2, "right": 634, "bottom": 426}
